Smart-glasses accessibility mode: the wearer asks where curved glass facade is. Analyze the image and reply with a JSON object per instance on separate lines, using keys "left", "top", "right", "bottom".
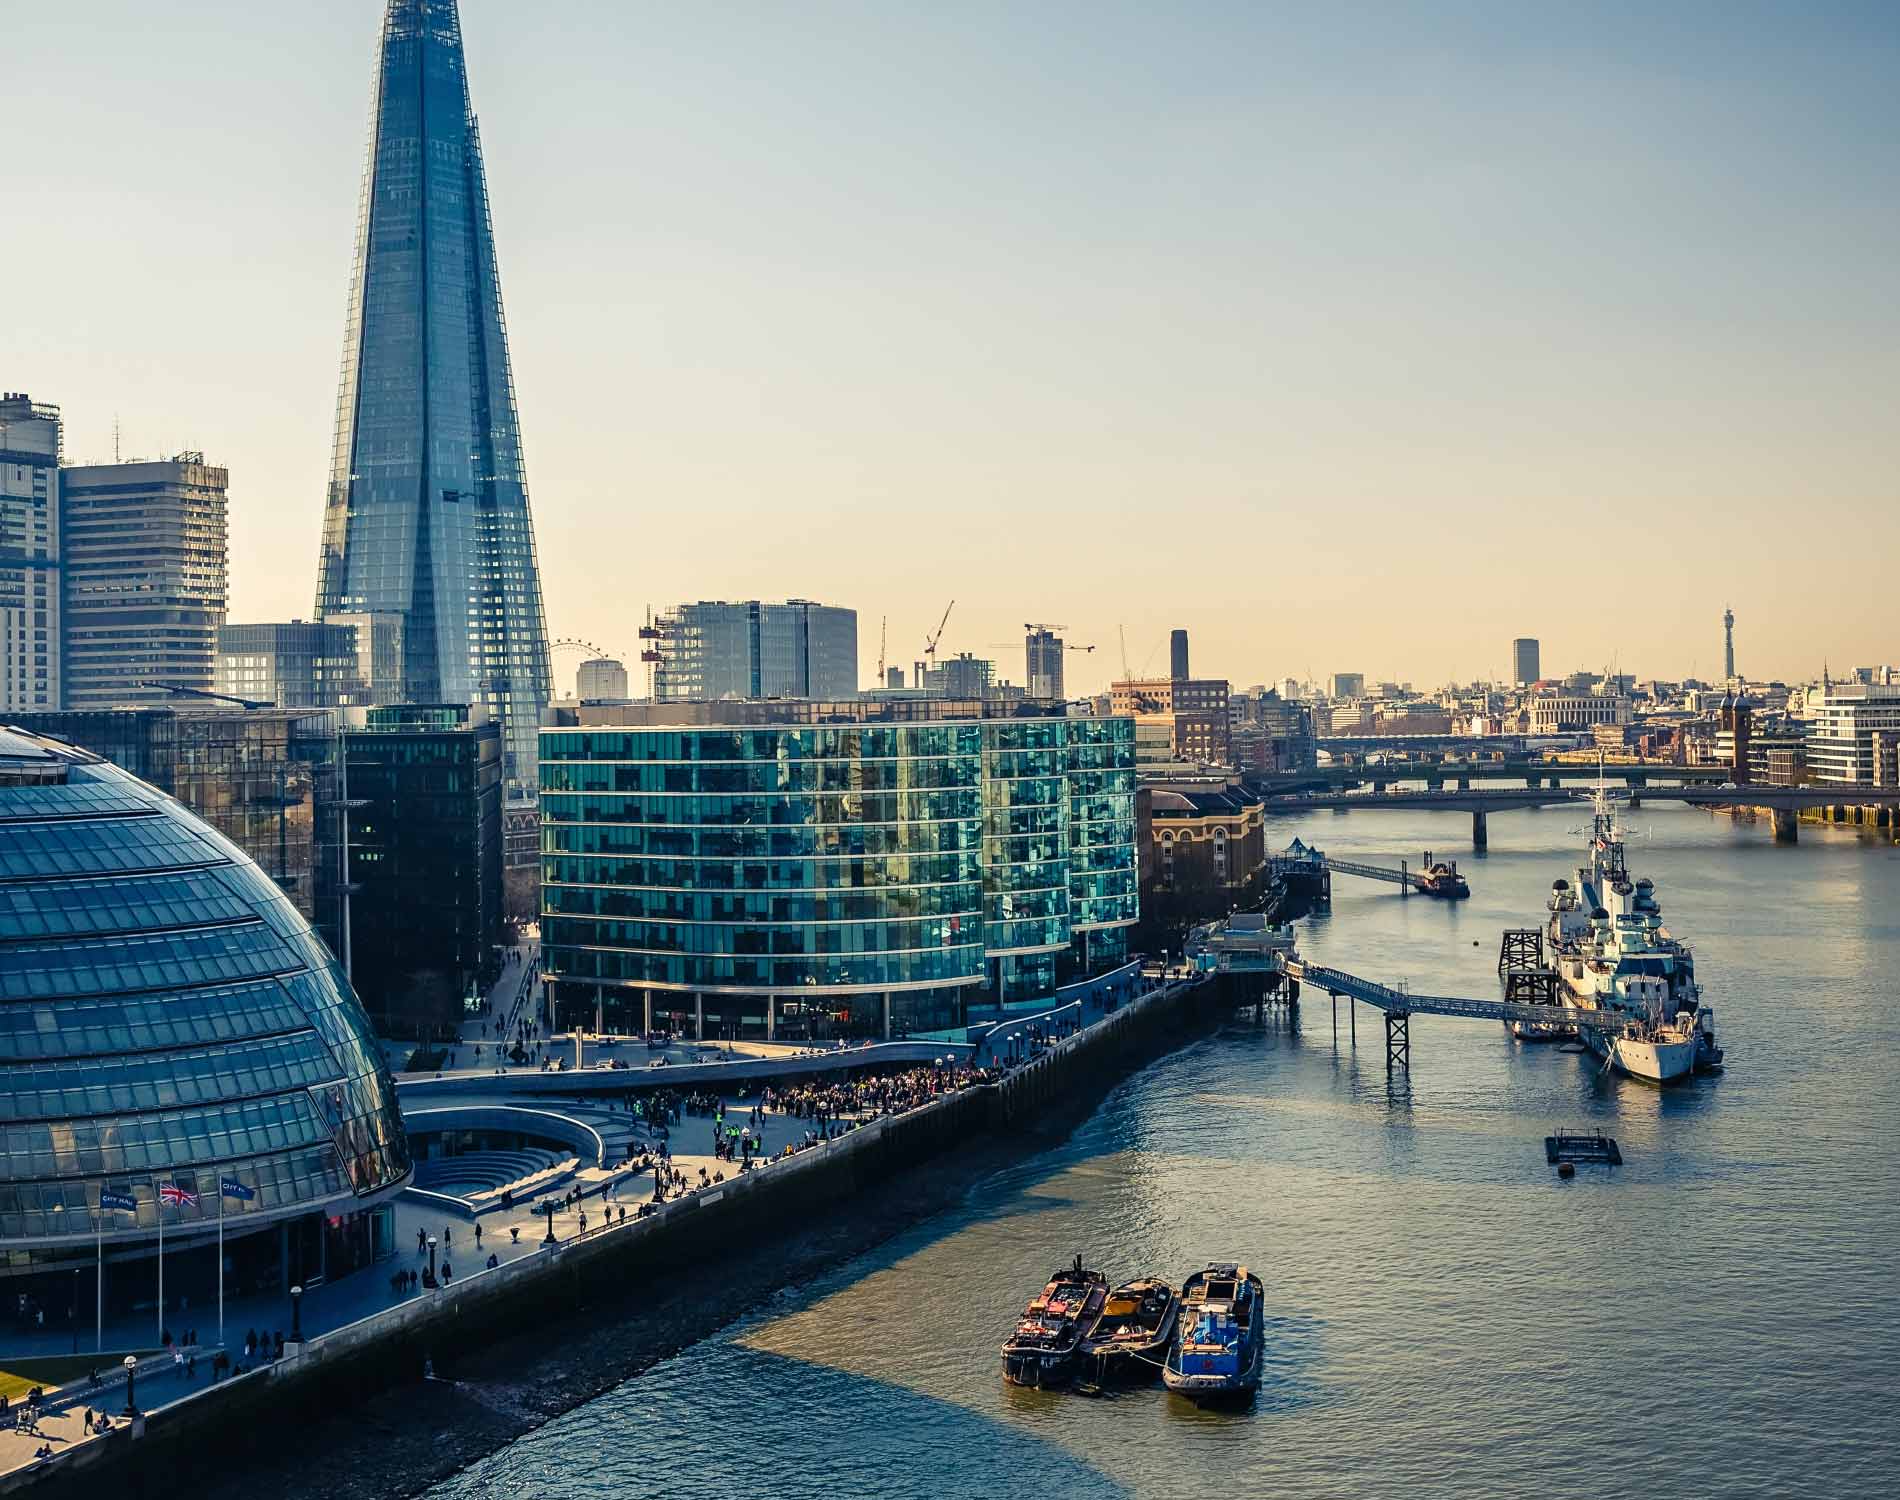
{"left": 1065, "top": 716, "right": 1140, "bottom": 938}
{"left": 542, "top": 710, "right": 1141, "bottom": 1036}
{"left": 0, "top": 730, "right": 412, "bottom": 1258}
{"left": 543, "top": 725, "right": 986, "bottom": 1036}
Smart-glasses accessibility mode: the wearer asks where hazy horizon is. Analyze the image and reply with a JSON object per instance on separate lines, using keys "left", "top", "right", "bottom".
{"left": 9, "top": 0, "right": 1896, "bottom": 696}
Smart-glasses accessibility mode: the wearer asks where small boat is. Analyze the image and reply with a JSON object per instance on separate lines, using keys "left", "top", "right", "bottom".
{"left": 1079, "top": 1277, "right": 1178, "bottom": 1384}
{"left": 1001, "top": 1256, "right": 1109, "bottom": 1388}
{"left": 1163, "top": 1262, "right": 1264, "bottom": 1403}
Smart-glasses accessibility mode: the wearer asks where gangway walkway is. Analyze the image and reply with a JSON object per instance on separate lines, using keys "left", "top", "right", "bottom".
{"left": 1321, "top": 854, "right": 1468, "bottom": 898}
{"left": 1279, "top": 957, "right": 1613, "bottom": 1071}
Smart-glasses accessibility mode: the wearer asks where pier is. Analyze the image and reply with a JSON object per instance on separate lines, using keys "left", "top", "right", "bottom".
{"left": 1321, "top": 851, "right": 1470, "bottom": 899}
{"left": 1277, "top": 956, "right": 1621, "bottom": 1072}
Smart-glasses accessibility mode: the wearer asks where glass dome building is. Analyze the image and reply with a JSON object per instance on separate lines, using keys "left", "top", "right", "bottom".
{"left": 0, "top": 727, "right": 411, "bottom": 1328}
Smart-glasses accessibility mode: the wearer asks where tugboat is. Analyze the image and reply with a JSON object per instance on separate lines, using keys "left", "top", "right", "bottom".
{"left": 1544, "top": 775, "right": 1722, "bottom": 1083}
{"left": 1163, "top": 1263, "right": 1264, "bottom": 1403}
{"left": 1001, "top": 1256, "right": 1109, "bottom": 1388}
{"left": 1078, "top": 1277, "right": 1178, "bottom": 1385}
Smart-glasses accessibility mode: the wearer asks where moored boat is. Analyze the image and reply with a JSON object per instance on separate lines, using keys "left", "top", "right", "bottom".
{"left": 1001, "top": 1256, "right": 1109, "bottom": 1388}
{"left": 1543, "top": 776, "right": 1722, "bottom": 1084}
{"left": 1078, "top": 1277, "right": 1178, "bottom": 1384}
{"left": 1163, "top": 1262, "right": 1264, "bottom": 1403}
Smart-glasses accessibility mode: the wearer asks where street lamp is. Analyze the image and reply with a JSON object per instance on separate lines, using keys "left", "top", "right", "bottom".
{"left": 289, "top": 1284, "right": 303, "bottom": 1343}
{"left": 122, "top": 1354, "right": 139, "bottom": 1416}
{"left": 426, "top": 1235, "right": 438, "bottom": 1287}
{"left": 541, "top": 1201, "right": 558, "bottom": 1246}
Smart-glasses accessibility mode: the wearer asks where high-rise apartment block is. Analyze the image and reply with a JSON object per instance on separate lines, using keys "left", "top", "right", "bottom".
{"left": 1329, "top": 672, "right": 1365, "bottom": 700}
{"left": 315, "top": 0, "right": 552, "bottom": 793}
{"left": 652, "top": 599, "right": 858, "bottom": 701}
{"left": 60, "top": 455, "right": 227, "bottom": 708}
{"left": 1025, "top": 626, "right": 1065, "bottom": 699}
{"left": 0, "top": 393, "right": 61, "bottom": 711}
{"left": 1170, "top": 628, "right": 1190, "bottom": 681}
{"left": 1513, "top": 637, "right": 1541, "bottom": 687}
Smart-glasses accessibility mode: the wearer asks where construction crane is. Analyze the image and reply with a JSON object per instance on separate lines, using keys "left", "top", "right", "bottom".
{"left": 1118, "top": 625, "right": 1132, "bottom": 682}
{"left": 923, "top": 600, "right": 955, "bottom": 673}
{"left": 876, "top": 616, "right": 888, "bottom": 688}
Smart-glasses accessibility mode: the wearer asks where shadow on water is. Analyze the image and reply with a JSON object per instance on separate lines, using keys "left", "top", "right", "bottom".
{"left": 445, "top": 1346, "right": 1131, "bottom": 1500}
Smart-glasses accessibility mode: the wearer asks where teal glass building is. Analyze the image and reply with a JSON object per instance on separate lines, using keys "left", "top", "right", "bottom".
{"left": 314, "top": 0, "right": 552, "bottom": 793}
{"left": 0, "top": 728, "right": 411, "bottom": 1326}
{"left": 541, "top": 704, "right": 1139, "bottom": 1039}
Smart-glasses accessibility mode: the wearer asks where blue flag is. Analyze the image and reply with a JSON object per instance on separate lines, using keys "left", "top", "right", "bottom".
{"left": 100, "top": 1189, "right": 136, "bottom": 1213}
{"left": 220, "top": 1177, "right": 255, "bottom": 1202}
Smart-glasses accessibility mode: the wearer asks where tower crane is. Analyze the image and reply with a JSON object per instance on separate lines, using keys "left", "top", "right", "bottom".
{"left": 876, "top": 615, "right": 888, "bottom": 688}
{"left": 923, "top": 600, "right": 955, "bottom": 673}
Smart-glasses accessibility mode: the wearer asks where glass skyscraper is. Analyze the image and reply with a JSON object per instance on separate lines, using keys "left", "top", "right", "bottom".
{"left": 315, "top": 0, "right": 551, "bottom": 793}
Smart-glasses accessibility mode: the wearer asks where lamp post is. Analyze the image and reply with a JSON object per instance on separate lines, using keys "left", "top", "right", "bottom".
{"left": 122, "top": 1354, "right": 139, "bottom": 1417}
{"left": 426, "top": 1235, "right": 438, "bottom": 1287}
{"left": 289, "top": 1284, "right": 303, "bottom": 1343}
{"left": 542, "top": 1201, "right": 557, "bottom": 1246}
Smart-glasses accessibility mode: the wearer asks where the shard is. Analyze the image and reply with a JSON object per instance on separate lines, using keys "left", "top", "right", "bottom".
{"left": 316, "top": 0, "right": 552, "bottom": 792}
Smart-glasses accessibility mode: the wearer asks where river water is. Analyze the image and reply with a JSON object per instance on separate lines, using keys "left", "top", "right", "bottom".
{"left": 429, "top": 805, "right": 1900, "bottom": 1500}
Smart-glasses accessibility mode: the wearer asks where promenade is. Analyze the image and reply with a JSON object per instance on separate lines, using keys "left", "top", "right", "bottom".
{"left": 0, "top": 961, "right": 1185, "bottom": 1488}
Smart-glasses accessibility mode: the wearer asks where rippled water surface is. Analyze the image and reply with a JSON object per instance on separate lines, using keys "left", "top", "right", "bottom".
{"left": 431, "top": 806, "right": 1900, "bottom": 1500}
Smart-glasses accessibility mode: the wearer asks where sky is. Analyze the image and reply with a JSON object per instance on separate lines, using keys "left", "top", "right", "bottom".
{"left": 9, "top": 0, "right": 1898, "bottom": 697}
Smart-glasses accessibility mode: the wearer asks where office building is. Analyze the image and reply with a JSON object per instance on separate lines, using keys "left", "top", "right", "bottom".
{"left": 538, "top": 700, "right": 1138, "bottom": 1038}
{"left": 925, "top": 652, "right": 995, "bottom": 700}
{"left": 7, "top": 705, "right": 344, "bottom": 954}
{"left": 0, "top": 726, "right": 411, "bottom": 1319}
{"left": 1529, "top": 693, "right": 1633, "bottom": 733}
{"left": 653, "top": 600, "right": 858, "bottom": 702}
{"left": 0, "top": 394, "right": 62, "bottom": 712}
{"left": 1111, "top": 677, "right": 1231, "bottom": 765}
{"left": 1329, "top": 672, "right": 1365, "bottom": 701}
{"left": 60, "top": 455, "right": 227, "bottom": 708}
{"left": 340, "top": 704, "right": 504, "bottom": 1035}
{"left": 1170, "top": 629, "right": 1190, "bottom": 681}
{"left": 1513, "top": 637, "right": 1541, "bottom": 687}
{"left": 324, "top": 611, "right": 406, "bottom": 703}
{"left": 217, "top": 620, "right": 364, "bottom": 708}
{"left": 314, "top": 0, "right": 553, "bottom": 793}
{"left": 1025, "top": 626, "right": 1065, "bottom": 700}
{"left": 1147, "top": 786, "right": 1266, "bottom": 895}
{"left": 575, "top": 656, "right": 630, "bottom": 702}
{"left": 1804, "top": 681, "right": 1900, "bottom": 784}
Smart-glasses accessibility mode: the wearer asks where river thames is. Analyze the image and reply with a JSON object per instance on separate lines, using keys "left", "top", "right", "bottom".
{"left": 429, "top": 803, "right": 1899, "bottom": 1500}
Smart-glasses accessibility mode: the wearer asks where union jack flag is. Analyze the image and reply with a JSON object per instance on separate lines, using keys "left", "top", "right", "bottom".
{"left": 158, "top": 1182, "right": 198, "bottom": 1208}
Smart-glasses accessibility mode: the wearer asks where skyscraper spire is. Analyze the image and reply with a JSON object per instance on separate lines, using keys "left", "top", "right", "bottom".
{"left": 316, "top": 0, "right": 552, "bottom": 793}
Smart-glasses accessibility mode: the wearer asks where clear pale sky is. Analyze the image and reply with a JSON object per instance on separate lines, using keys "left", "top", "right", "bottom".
{"left": 9, "top": 1, "right": 1897, "bottom": 695}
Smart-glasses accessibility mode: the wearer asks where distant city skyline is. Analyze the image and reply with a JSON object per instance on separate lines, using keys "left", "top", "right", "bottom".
{"left": 8, "top": 0, "right": 1897, "bottom": 693}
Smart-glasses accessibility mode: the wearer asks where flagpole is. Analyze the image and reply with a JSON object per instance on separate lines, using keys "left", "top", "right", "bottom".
{"left": 157, "top": 1200, "right": 164, "bottom": 1346}
{"left": 96, "top": 1214, "right": 103, "bottom": 1353}
{"left": 218, "top": 1186, "right": 225, "bottom": 1348}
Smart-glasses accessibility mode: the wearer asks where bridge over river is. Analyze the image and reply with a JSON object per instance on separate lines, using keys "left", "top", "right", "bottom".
{"left": 1259, "top": 782, "right": 1900, "bottom": 847}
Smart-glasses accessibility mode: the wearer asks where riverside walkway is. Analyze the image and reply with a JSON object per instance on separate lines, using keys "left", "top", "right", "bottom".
{"left": 0, "top": 972, "right": 1201, "bottom": 1488}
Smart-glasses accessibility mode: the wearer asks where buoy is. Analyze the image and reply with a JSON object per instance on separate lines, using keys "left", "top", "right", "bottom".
{"left": 1557, "top": 1162, "right": 1575, "bottom": 1179}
